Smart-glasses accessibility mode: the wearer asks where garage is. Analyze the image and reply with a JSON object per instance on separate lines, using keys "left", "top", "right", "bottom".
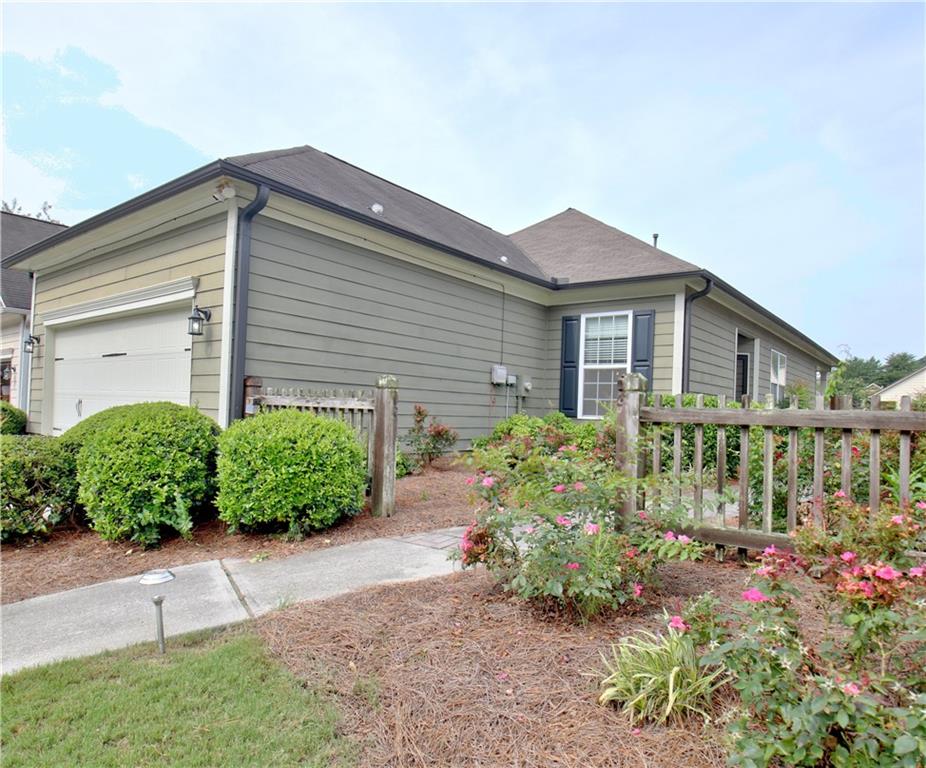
{"left": 51, "top": 305, "right": 192, "bottom": 433}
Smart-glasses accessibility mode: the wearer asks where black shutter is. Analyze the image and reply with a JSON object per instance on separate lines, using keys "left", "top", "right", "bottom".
{"left": 559, "top": 316, "right": 580, "bottom": 416}
{"left": 631, "top": 310, "right": 655, "bottom": 391}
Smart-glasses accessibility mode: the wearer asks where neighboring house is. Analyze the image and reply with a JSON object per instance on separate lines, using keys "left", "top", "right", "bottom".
{"left": 876, "top": 365, "right": 926, "bottom": 404}
{"left": 2, "top": 146, "right": 837, "bottom": 440}
{"left": 1, "top": 212, "right": 68, "bottom": 410}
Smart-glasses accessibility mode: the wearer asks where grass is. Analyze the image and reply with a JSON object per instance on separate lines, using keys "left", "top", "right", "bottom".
{"left": 1, "top": 628, "right": 353, "bottom": 768}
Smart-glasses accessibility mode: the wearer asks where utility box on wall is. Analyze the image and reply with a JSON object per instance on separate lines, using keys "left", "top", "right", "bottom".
{"left": 490, "top": 364, "right": 508, "bottom": 385}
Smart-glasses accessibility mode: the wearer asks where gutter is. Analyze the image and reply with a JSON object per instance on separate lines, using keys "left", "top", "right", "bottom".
{"left": 681, "top": 276, "right": 714, "bottom": 392}
{"left": 228, "top": 184, "right": 271, "bottom": 423}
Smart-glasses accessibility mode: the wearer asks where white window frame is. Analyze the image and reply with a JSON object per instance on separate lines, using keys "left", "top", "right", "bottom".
{"left": 770, "top": 349, "right": 787, "bottom": 403}
{"left": 577, "top": 310, "right": 633, "bottom": 420}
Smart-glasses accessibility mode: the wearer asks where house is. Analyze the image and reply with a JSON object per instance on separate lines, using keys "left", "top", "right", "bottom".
{"left": 876, "top": 365, "right": 926, "bottom": 405}
{"left": 1, "top": 212, "right": 68, "bottom": 410}
{"left": 1, "top": 145, "right": 838, "bottom": 441}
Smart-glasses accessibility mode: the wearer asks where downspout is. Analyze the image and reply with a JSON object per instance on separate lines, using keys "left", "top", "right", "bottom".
{"left": 681, "top": 275, "right": 713, "bottom": 393}
{"left": 228, "top": 184, "right": 270, "bottom": 423}
{"left": 21, "top": 272, "right": 37, "bottom": 415}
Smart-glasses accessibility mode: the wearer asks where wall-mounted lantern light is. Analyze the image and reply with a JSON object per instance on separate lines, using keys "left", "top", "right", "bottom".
{"left": 187, "top": 306, "right": 212, "bottom": 336}
{"left": 23, "top": 335, "right": 39, "bottom": 354}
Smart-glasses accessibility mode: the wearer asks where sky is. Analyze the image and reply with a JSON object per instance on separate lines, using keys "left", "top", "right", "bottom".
{"left": 2, "top": 2, "right": 924, "bottom": 361}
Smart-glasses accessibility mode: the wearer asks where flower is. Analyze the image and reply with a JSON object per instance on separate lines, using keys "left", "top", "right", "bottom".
{"left": 584, "top": 522, "right": 600, "bottom": 535}
{"left": 851, "top": 445, "right": 860, "bottom": 458}
{"left": 909, "top": 566, "right": 924, "bottom": 577}
{"left": 633, "top": 583, "right": 643, "bottom": 598}
{"left": 763, "top": 545, "right": 778, "bottom": 556}
{"left": 755, "top": 565, "right": 774, "bottom": 576}
{"left": 741, "top": 587, "right": 771, "bottom": 603}
{"left": 840, "top": 551, "right": 857, "bottom": 563}
{"left": 573, "top": 481, "right": 586, "bottom": 492}
{"left": 465, "top": 476, "right": 476, "bottom": 486}
{"left": 555, "top": 515, "right": 572, "bottom": 526}
{"left": 833, "top": 489, "right": 847, "bottom": 499}
{"left": 637, "top": 511, "right": 647, "bottom": 520}
{"left": 842, "top": 682, "right": 861, "bottom": 696}
{"left": 481, "top": 476, "right": 496, "bottom": 488}
{"left": 553, "top": 484, "right": 566, "bottom": 493}
{"left": 664, "top": 531, "right": 677, "bottom": 541}
{"left": 678, "top": 534, "right": 692, "bottom": 544}
{"left": 565, "top": 562, "right": 581, "bottom": 570}
{"left": 668, "top": 615, "right": 689, "bottom": 632}
{"left": 917, "top": 501, "right": 926, "bottom": 510}
{"left": 890, "top": 514, "right": 906, "bottom": 525}
{"left": 875, "top": 565, "right": 902, "bottom": 581}
{"left": 631, "top": 727, "right": 642, "bottom": 736}
{"left": 524, "top": 526, "right": 535, "bottom": 534}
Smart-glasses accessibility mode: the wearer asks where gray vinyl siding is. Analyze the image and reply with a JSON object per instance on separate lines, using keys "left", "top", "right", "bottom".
{"left": 545, "top": 296, "right": 677, "bottom": 408}
{"left": 28, "top": 217, "right": 227, "bottom": 432}
{"left": 688, "top": 297, "right": 824, "bottom": 400}
{"left": 246, "top": 217, "right": 548, "bottom": 444}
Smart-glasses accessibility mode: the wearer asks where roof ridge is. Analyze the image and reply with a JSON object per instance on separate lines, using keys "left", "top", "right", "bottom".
{"left": 1, "top": 210, "right": 68, "bottom": 228}
{"left": 225, "top": 145, "right": 315, "bottom": 168}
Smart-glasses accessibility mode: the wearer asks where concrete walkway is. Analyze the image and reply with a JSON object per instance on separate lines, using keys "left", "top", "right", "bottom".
{"left": 1, "top": 527, "right": 465, "bottom": 675}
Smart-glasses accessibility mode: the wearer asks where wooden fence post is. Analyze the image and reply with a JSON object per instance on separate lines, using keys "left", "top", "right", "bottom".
{"left": 243, "top": 376, "right": 263, "bottom": 416}
{"left": 616, "top": 373, "right": 645, "bottom": 522}
{"left": 371, "top": 375, "right": 398, "bottom": 517}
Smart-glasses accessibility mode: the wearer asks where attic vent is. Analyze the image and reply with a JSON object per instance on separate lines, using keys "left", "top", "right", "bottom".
{"left": 370, "top": 203, "right": 384, "bottom": 215}
{"left": 500, "top": 255, "right": 509, "bottom": 263}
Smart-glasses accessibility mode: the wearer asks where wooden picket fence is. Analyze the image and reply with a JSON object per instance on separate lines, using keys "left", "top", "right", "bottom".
{"left": 243, "top": 375, "right": 398, "bottom": 517}
{"left": 615, "top": 373, "right": 926, "bottom": 551}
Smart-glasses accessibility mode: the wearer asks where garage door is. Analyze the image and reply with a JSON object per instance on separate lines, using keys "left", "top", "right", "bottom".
{"left": 52, "top": 306, "right": 192, "bottom": 433}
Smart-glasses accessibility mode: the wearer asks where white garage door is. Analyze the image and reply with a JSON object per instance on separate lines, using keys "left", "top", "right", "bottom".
{"left": 52, "top": 306, "right": 192, "bottom": 433}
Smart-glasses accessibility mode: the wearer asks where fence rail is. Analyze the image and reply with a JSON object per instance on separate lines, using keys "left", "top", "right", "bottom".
{"left": 616, "top": 374, "right": 926, "bottom": 552}
{"left": 243, "top": 375, "right": 398, "bottom": 517}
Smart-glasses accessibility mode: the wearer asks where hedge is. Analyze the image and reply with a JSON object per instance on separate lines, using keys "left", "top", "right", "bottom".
{"left": 0, "top": 401, "right": 27, "bottom": 435}
{"left": 217, "top": 409, "right": 366, "bottom": 536}
{"left": 1, "top": 435, "right": 79, "bottom": 542}
{"left": 76, "top": 402, "right": 220, "bottom": 546}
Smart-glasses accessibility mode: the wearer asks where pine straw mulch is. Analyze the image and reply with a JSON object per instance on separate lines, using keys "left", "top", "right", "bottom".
{"left": 258, "top": 559, "right": 773, "bottom": 768}
{"left": 1, "top": 461, "right": 474, "bottom": 604}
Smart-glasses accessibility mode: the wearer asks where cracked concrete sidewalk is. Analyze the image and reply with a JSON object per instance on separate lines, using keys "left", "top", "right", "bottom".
{"left": 1, "top": 527, "right": 465, "bottom": 674}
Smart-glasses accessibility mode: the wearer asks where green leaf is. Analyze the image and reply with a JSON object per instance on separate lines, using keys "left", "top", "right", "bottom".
{"left": 894, "top": 734, "right": 916, "bottom": 755}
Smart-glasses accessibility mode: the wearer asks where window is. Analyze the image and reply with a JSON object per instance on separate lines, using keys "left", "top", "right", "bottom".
{"left": 578, "top": 311, "right": 632, "bottom": 418}
{"left": 770, "top": 349, "right": 787, "bottom": 403}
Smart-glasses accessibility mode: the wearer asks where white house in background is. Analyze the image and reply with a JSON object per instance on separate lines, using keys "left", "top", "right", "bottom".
{"left": 876, "top": 364, "right": 926, "bottom": 405}
{"left": 0, "top": 212, "right": 68, "bottom": 409}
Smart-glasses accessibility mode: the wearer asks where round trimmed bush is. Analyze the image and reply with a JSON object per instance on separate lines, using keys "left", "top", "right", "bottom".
{"left": 1, "top": 435, "right": 78, "bottom": 541}
{"left": 76, "top": 402, "right": 220, "bottom": 546}
{"left": 217, "top": 409, "right": 366, "bottom": 535}
{"left": 0, "top": 401, "right": 27, "bottom": 435}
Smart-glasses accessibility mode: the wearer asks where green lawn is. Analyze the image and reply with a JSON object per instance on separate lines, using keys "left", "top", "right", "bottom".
{"left": 1, "top": 628, "right": 353, "bottom": 767}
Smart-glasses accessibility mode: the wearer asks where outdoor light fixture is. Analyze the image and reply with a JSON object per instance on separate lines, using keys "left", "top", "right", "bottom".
{"left": 139, "top": 569, "right": 176, "bottom": 653}
{"left": 23, "top": 335, "right": 39, "bottom": 354}
{"left": 187, "top": 306, "right": 212, "bottom": 336}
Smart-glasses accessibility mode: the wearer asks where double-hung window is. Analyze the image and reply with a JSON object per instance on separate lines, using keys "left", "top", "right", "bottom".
{"left": 770, "top": 349, "right": 787, "bottom": 403}
{"left": 578, "top": 311, "right": 632, "bottom": 418}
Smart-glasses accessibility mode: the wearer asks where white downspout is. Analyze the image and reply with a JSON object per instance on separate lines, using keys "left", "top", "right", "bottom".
{"left": 671, "top": 291, "right": 684, "bottom": 394}
{"left": 21, "top": 272, "right": 37, "bottom": 418}
{"left": 217, "top": 191, "right": 239, "bottom": 428}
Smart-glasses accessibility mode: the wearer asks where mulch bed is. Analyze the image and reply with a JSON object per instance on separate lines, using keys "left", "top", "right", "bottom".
{"left": 1, "top": 461, "right": 475, "bottom": 604}
{"left": 258, "top": 560, "right": 755, "bottom": 768}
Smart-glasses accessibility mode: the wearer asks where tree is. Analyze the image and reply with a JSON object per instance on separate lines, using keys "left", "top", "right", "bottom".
{"left": 879, "top": 352, "right": 926, "bottom": 386}
{"left": 826, "top": 351, "right": 926, "bottom": 404}
{"left": 1, "top": 199, "right": 61, "bottom": 224}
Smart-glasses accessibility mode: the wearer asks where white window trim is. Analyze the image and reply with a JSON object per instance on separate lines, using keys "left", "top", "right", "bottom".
{"left": 770, "top": 348, "right": 787, "bottom": 402}
{"left": 577, "top": 310, "right": 633, "bottom": 420}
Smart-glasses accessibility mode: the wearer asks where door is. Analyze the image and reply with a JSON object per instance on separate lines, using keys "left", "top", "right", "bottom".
{"left": 51, "top": 306, "right": 192, "bottom": 433}
{"left": 735, "top": 353, "right": 750, "bottom": 401}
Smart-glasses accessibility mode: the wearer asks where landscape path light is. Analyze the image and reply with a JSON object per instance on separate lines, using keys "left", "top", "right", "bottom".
{"left": 139, "top": 569, "right": 175, "bottom": 653}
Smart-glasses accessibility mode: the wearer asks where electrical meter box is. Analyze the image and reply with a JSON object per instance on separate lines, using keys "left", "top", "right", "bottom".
{"left": 490, "top": 364, "right": 508, "bottom": 385}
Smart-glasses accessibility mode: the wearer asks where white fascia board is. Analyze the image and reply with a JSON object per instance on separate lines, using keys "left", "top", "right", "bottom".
{"left": 42, "top": 277, "right": 199, "bottom": 327}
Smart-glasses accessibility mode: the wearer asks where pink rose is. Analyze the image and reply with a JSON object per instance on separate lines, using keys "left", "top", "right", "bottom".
{"left": 833, "top": 489, "right": 847, "bottom": 499}
{"left": 481, "top": 476, "right": 496, "bottom": 488}
{"left": 524, "top": 526, "right": 535, "bottom": 534}
{"left": 664, "top": 531, "right": 677, "bottom": 541}
{"left": 890, "top": 515, "right": 905, "bottom": 525}
{"left": 842, "top": 682, "right": 861, "bottom": 696}
{"left": 875, "top": 565, "right": 902, "bottom": 581}
{"left": 633, "top": 583, "right": 643, "bottom": 598}
{"left": 678, "top": 534, "right": 692, "bottom": 544}
{"left": 667, "top": 615, "right": 689, "bottom": 632}
{"left": 637, "top": 511, "right": 647, "bottom": 520}
{"left": 909, "top": 566, "right": 924, "bottom": 577}
{"left": 573, "top": 482, "right": 586, "bottom": 491}
{"left": 565, "top": 562, "right": 580, "bottom": 570}
{"left": 465, "top": 476, "right": 475, "bottom": 486}
{"left": 755, "top": 565, "right": 774, "bottom": 576}
{"left": 741, "top": 587, "right": 770, "bottom": 603}
{"left": 584, "top": 523, "right": 600, "bottom": 535}
{"left": 553, "top": 484, "right": 566, "bottom": 493}
{"left": 916, "top": 501, "right": 926, "bottom": 510}
{"left": 555, "top": 515, "right": 572, "bottom": 526}
{"left": 840, "top": 551, "right": 857, "bottom": 563}
{"left": 763, "top": 545, "right": 777, "bottom": 556}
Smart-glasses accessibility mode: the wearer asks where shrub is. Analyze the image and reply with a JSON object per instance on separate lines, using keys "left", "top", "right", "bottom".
{"left": 403, "top": 404, "right": 458, "bottom": 468}
{"left": 598, "top": 626, "right": 727, "bottom": 724}
{"left": 0, "top": 401, "right": 27, "bottom": 435}
{"left": 1, "top": 435, "right": 78, "bottom": 541}
{"left": 217, "top": 409, "right": 366, "bottom": 536}
{"left": 395, "top": 449, "right": 414, "bottom": 479}
{"left": 77, "top": 403, "right": 219, "bottom": 546}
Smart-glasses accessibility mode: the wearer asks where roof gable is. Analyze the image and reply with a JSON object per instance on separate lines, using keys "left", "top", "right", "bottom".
{"left": 509, "top": 208, "right": 700, "bottom": 284}
{"left": 1, "top": 211, "right": 67, "bottom": 261}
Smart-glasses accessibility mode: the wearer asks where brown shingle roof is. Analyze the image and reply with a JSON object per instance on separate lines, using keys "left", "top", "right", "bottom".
{"left": 509, "top": 208, "right": 700, "bottom": 284}
{"left": 1, "top": 211, "right": 67, "bottom": 261}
